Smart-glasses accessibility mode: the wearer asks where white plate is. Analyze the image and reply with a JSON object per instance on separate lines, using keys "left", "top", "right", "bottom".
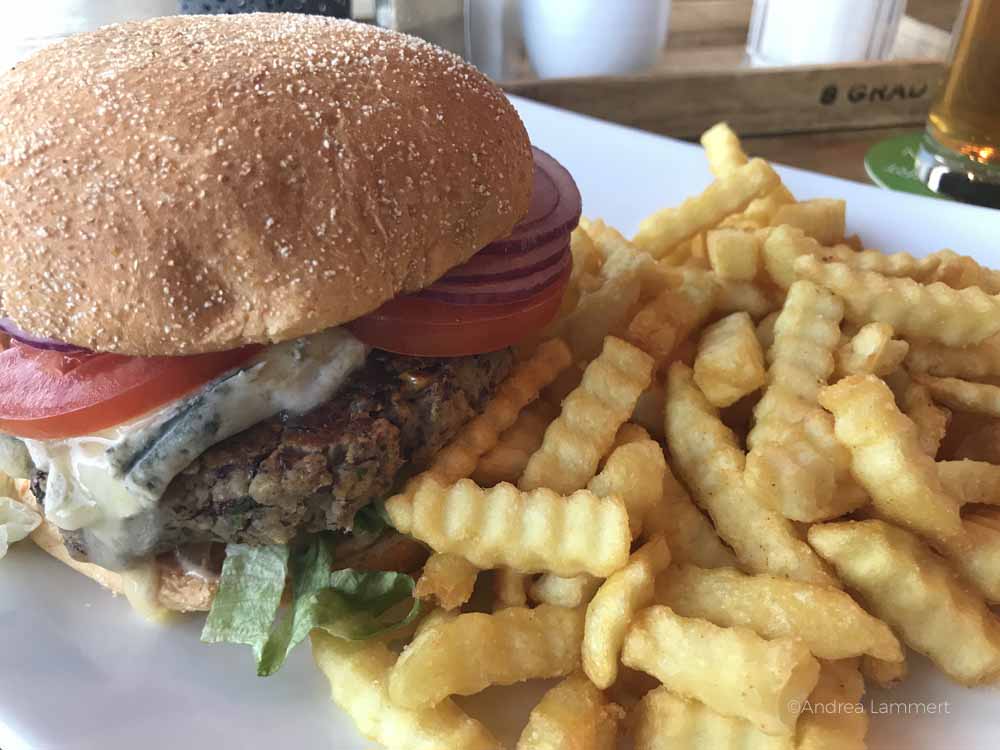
{"left": 2, "top": 96, "right": 999, "bottom": 750}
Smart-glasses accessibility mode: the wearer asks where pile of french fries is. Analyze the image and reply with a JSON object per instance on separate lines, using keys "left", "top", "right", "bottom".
{"left": 311, "top": 123, "right": 1000, "bottom": 750}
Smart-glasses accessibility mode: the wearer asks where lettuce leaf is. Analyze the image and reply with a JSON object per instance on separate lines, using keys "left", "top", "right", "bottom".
{"left": 202, "top": 534, "right": 421, "bottom": 676}
{"left": 201, "top": 544, "right": 289, "bottom": 663}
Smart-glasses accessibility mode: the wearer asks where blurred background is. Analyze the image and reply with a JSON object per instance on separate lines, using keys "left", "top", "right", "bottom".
{"left": 2, "top": 1, "right": 996, "bottom": 204}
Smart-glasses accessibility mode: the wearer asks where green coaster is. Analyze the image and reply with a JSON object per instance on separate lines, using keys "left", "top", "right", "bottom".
{"left": 864, "top": 132, "right": 946, "bottom": 200}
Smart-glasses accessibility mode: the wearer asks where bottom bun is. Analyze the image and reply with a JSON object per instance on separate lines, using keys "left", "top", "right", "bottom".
{"left": 16, "top": 482, "right": 427, "bottom": 614}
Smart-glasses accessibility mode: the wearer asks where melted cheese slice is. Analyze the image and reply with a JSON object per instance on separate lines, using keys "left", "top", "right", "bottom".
{"left": 23, "top": 328, "right": 367, "bottom": 569}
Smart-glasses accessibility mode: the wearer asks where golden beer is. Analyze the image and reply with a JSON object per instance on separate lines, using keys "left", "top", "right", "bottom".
{"left": 918, "top": 0, "right": 1000, "bottom": 204}
{"left": 926, "top": 0, "right": 1000, "bottom": 168}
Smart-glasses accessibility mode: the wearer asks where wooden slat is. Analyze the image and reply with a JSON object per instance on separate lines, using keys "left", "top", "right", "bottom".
{"left": 668, "top": 0, "right": 753, "bottom": 49}
{"left": 741, "top": 127, "right": 914, "bottom": 183}
{"left": 505, "top": 60, "right": 946, "bottom": 139}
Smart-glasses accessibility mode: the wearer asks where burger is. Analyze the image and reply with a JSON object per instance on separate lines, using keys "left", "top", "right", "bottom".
{"left": 0, "top": 14, "right": 580, "bottom": 671}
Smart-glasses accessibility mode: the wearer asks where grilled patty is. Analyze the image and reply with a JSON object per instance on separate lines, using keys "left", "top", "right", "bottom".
{"left": 33, "top": 348, "right": 514, "bottom": 559}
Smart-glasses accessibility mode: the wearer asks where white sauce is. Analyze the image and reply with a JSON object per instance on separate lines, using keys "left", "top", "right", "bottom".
{"left": 22, "top": 328, "right": 367, "bottom": 569}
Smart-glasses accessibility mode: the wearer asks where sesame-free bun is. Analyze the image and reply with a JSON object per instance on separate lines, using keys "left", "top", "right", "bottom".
{"left": 0, "top": 15, "right": 532, "bottom": 356}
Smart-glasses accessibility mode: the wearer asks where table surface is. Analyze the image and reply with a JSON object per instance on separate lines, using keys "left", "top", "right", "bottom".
{"left": 668, "top": 0, "right": 960, "bottom": 186}
{"left": 506, "top": 0, "right": 963, "bottom": 188}
{"left": 742, "top": 126, "right": 917, "bottom": 185}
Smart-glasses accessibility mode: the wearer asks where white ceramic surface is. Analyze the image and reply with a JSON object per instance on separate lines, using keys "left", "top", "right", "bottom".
{"left": 2, "top": 96, "right": 1000, "bottom": 750}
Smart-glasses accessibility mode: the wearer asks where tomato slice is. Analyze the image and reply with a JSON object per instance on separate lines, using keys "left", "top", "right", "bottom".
{"left": 347, "top": 267, "right": 569, "bottom": 358}
{"left": 0, "top": 342, "right": 262, "bottom": 439}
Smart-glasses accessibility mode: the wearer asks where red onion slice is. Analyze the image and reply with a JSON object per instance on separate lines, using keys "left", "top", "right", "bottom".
{"left": 0, "top": 318, "right": 90, "bottom": 353}
{"left": 420, "top": 246, "right": 571, "bottom": 305}
{"left": 483, "top": 147, "right": 582, "bottom": 253}
{"left": 444, "top": 235, "right": 569, "bottom": 282}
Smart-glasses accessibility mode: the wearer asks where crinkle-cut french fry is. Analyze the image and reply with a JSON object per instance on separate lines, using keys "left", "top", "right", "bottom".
{"left": 388, "top": 604, "right": 585, "bottom": 709}
{"left": 520, "top": 337, "right": 654, "bottom": 494}
{"left": 901, "top": 377, "right": 950, "bottom": 458}
{"left": 310, "top": 633, "right": 501, "bottom": 750}
{"left": 665, "top": 363, "right": 835, "bottom": 585}
{"left": 770, "top": 199, "right": 846, "bottom": 246}
{"left": 388, "top": 476, "right": 631, "bottom": 577}
{"left": 622, "top": 605, "right": 820, "bottom": 736}
{"left": 750, "top": 280, "right": 843, "bottom": 438}
{"left": 699, "top": 122, "right": 795, "bottom": 222}
{"left": 589, "top": 220, "right": 691, "bottom": 305}
{"left": 402, "top": 338, "right": 571, "bottom": 494}
{"left": 714, "top": 279, "right": 781, "bottom": 319}
{"left": 746, "top": 281, "right": 855, "bottom": 522}
{"left": 916, "top": 248, "right": 1000, "bottom": 293}
{"left": 472, "top": 400, "right": 558, "bottom": 486}
{"left": 588, "top": 439, "right": 665, "bottom": 538}
{"left": 612, "top": 422, "right": 651, "bottom": 448}
{"left": 934, "top": 507, "right": 1000, "bottom": 603}
{"left": 570, "top": 224, "right": 604, "bottom": 279}
{"left": 631, "top": 384, "right": 666, "bottom": 440}
{"left": 694, "top": 312, "right": 767, "bottom": 408}
{"left": 631, "top": 686, "right": 793, "bottom": 750}
{"left": 586, "top": 220, "right": 682, "bottom": 304}
{"left": 796, "top": 255, "right": 1000, "bottom": 346}
{"left": 643, "top": 462, "right": 739, "bottom": 568}
{"left": 659, "top": 236, "right": 696, "bottom": 267}
{"left": 583, "top": 537, "right": 671, "bottom": 689}
{"left": 796, "top": 659, "right": 868, "bottom": 750}
{"left": 906, "top": 332, "right": 1000, "bottom": 378}
{"left": 808, "top": 519, "right": 1000, "bottom": 685}
{"left": 721, "top": 213, "right": 771, "bottom": 231}
{"left": 558, "top": 225, "right": 605, "bottom": 320}
{"left": 862, "top": 654, "right": 908, "bottom": 689}
{"left": 414, "top": 608, "right": 459, "bottom": 639}
{"left": 937, "top": 459, "right": 1000, "bottom": 506}
{"left": 836, "top": 247, "right": 928, "bottom": 278}
{"left": 688, "top": 233, "right": 710, "bottom": 269}
{"left": 634, "top": 159, "right": 781, "bottom": 260}
{"left": 707, "top": 228, "right": 761, "bottom": 282}
{"left": 746, "top": 418, "right": 868, "bottom": 523}
{"left": 701, "top": 121, "right": 750, "bottom": 177}
{"left": 585, "top": 218, "right": 640, "bottom": 263}
{"left": 818, "top": 375, "right": 964, "bottom": 542}
{"left": 414, "top": 553, "right": 478, "bottom": 611}
{"left": 913, "top": 373, "right": 1000, "bottom": 417}
{"left": 529, "top": 573, "right": 602, "bottom": 609}
{"left": 834, "top": 322, "right": 909, "bottom": 379}
{"left": 516, "top": 673, "right": 622, "bottom": 750}
{"left": 756, "top": 310, "right": 779, "bottom": 351}
{"left": 761, "top": 226, "right": 854, "bottom": 289}
{"left": 745, "top": 190, "right": 798, "bottom": 226}
{"left": 654, "top": 564, "right": 902, "bottom": 662}
{"left": 549, "top": 232, "right": 647, "bottom": 361}
{"left": 494, "top": 568, "right": 529, "bottom": 609}
{"left": 762, "top": 225, "right": 937, "bottom": 291}
{"left": 625, "top": 268, "right": 718, "bottom": 364}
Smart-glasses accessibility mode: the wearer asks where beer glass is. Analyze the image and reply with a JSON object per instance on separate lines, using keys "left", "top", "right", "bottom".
{"left": 917, "top": 0, "right": 1000, "bottom": 206}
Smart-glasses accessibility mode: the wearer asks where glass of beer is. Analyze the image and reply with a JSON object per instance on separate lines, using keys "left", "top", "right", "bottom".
{"left": 917, "top": 0, "right": 1000, "bottom": 206}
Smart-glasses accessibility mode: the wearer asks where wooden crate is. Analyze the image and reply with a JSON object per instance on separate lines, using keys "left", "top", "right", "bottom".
{"left": 505, "top": 60, "right": 945, "bottom": 140}
{"left": 503, "top": 0, "right": 957, "bottom": 140}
